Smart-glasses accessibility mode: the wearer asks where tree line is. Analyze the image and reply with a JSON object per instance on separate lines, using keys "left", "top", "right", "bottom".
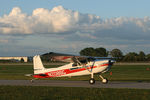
{"left": 80, "top": 47, "right": 150, "bottom": 62}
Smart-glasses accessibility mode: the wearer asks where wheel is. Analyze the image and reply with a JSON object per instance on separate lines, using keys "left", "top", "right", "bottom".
{"left": 102, "top": 78, "right": 108, "bottom": 84}
{"left": 89, "top": 78, "right": 95, "bottom": 84}
{"left": 30, "top": 79, "right": 34, "bottom": 83}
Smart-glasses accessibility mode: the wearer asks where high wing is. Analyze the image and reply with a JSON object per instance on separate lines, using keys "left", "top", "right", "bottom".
{"left": 41, "top": 52, "right": 115, "bottom": 64}
{"left": 42, "top": 52, "right": 89, "bottom": 63}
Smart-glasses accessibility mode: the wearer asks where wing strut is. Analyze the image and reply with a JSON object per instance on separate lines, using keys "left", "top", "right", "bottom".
{"left": 82, "top": 61, "right": 95, "bottom": 73}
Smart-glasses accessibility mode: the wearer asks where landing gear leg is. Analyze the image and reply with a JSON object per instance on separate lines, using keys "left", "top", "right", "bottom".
{"left": 99, "top": 75, "right": 108, "bottom": 84}
{"left": 30, "top": 78, "right": 36, "bottom": 83}
{"left": 89, "top": 73, "right": 95, "bottom": 84}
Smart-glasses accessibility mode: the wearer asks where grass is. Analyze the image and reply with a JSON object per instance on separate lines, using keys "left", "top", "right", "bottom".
{"left": 0, "top": 63, "right": 150, "bottom": 81}
{"left": 0, "top": 64, "right": 150, "bottom": 100}
{"left": 0, "top": 65, "right": 33, "bottom": 79}
{"left": 0, "top": 86, "right": 150, "bottom": 100}
{"left": 104, "top": 65, "right": 150, "bottom": 81}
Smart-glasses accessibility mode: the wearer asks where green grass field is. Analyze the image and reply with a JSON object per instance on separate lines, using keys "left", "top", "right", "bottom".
{"left": 1, "top": 64, "right": 150, "bottom": 100}
{"left": 0, "top": 63, "right": 150, "bottom": 81}
{"left": 0, "top": 86, "right": 150, "bottom": 100}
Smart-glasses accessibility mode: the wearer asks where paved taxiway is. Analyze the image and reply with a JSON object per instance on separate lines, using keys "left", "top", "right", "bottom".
{"left": 0, "top": 80, "right": 150, "bottom": 89}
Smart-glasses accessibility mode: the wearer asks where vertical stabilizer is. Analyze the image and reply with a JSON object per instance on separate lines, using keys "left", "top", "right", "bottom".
{"left": 33, "top": 55, "right": 45, "bottom": 74}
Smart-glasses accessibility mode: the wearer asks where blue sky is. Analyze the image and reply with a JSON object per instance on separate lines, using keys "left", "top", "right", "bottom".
{"left": 1, "top": 0, "right": 150, "bottom": 17}
{"left": 0, "top": 0, "right": 150, "bottom": 56}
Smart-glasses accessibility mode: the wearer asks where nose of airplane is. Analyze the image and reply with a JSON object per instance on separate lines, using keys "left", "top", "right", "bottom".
{"left": 109, "top": 59, "right": 115, "bottom": 66}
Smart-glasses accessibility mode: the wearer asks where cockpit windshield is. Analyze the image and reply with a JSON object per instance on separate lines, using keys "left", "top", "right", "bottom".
{"left": 72, "top": 57, "right": 96, "bottom": 66}
{"left": 87, "top": 57, "right": 96, "bottom": 62}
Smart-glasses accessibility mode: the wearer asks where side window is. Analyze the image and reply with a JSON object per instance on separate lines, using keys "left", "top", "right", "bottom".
{"left": 72, "top": 63, "right": 77, "bottom": 67}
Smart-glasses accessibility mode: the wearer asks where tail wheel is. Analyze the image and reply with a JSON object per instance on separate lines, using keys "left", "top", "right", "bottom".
{"left": 89, "top": 78, "right": 95, "bottom": 84}
{"left": 30, "top": 79, "right": 34, "bottom": 83}
{"left": 102, "top": 78, "right": 108, "bottom": 84}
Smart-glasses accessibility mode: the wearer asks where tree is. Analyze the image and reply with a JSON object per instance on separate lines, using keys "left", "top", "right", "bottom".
{"left": 80, "top": 47, "right": 108, "bottom": 57}
{"left": 110, "top": 49, "right": 123, "bottom": 61}
{"left": 95, "top": 47, "right": 108, "bottom": 57}
{"left": 137, "top": 51, "right": 145, "bottom": 61}
{"left": 123, "top": 52, "right": 138, "bottom": 62}
{"left": 146, "top": 54, "right": 150, "bottom": 61}
{"left": 20, "top": 58, "right": 24, "bottom": 62}
{"left": 80, "top": 47, "right": 96, "bottom": 56}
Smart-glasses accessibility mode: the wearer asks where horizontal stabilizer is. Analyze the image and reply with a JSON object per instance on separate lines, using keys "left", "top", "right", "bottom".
{"left": 24, "top": 74, "right": 33, "bottom": 77}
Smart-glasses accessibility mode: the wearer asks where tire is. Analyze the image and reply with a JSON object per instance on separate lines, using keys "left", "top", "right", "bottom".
{"left": 89, "top": 78, "right": 95, "bottom": 84}
{"left": 102, "top": 78, "right": 108, "bottom": 84}
{"left": 30, "top": 79, "right": 34, "bottom": 83}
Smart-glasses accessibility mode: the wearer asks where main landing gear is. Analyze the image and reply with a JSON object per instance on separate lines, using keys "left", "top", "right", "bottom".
{"left": 89, "top": 73, "right": 95, "bottom": 84}
{"left": 89, "top": 73, "right": 108, "bottom": 84}
{"left": 89, "top": 78, "right": 95, "bottom": 84}
{"left": 99, "top": 75, "right": 108, "bottom": 84}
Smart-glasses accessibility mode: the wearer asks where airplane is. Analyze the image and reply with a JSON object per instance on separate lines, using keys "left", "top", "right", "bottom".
{"left": 31, "top": 54, "right": 115, "bottom": 84}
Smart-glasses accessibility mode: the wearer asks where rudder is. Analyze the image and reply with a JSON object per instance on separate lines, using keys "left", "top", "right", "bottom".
{"left": 33, "top": 55, "right": 45, "bottom": 74}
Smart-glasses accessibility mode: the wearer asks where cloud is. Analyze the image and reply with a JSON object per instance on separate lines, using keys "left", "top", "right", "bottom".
{"left": 1, "top": 6, "right": 150, "bottom": 55}
{"left": 0, "top": 6, "right": 82, "bottom": 34}
{"left": 0, "top": 6, "right": 150, "bottom": 41}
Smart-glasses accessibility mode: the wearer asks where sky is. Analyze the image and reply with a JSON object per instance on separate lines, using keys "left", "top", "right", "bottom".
{"left": 0, "top": 0, "right": 150, "bottom": 56}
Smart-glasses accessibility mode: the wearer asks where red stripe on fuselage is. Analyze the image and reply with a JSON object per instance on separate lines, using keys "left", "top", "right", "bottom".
{"left": 100, "top": 63, "right": 109, "bottom": 66}
{"left": 33, "top": 63, "right": 109, "bottom": 78}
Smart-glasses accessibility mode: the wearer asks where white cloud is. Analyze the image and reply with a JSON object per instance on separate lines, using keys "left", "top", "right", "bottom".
{"left": 1, "top": 6, "right": 150, "bottom": 55}
{"left": 0, "top": 6, "right": 150, "bottom": 40}
{"left": 0, "top": 6, "right": 83, "bottom": 34}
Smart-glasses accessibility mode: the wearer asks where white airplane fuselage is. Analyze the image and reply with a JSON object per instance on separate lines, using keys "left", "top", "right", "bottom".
{"left": 33, "top": 56, "right": 112, "bottom": 78}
